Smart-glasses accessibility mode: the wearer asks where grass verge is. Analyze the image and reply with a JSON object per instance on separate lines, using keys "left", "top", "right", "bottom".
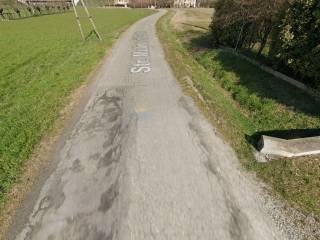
{"left": 0, "top": 8, "right": 154, "bottom": 202}
{"left": 157, "top": 10, "right": 320, "bottom": 220}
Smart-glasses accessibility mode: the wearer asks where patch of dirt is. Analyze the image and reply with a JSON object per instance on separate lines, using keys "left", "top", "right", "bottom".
{"left": 171, "top": 8, "right": 214, "bottom": 32}
{"left": 171, "top": 9, "right": 187, "bottom": 31}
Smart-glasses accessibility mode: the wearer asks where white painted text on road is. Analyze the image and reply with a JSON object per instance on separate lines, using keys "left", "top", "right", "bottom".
{"left": 130, "top": 31, "right": 151, "bottom": 73}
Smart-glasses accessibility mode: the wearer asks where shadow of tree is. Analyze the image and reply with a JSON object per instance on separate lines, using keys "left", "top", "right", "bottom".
{"left": 181, "top": 22, "right": 209, "bottom": 31}
{"left": 188, "top": 34, "right": 320, "bottom": 118}
{"left": 188, "top": 32, "right": 212, "bottom": 50}
{"left": 213, "top": 50, "right": 320, "bottom": 117}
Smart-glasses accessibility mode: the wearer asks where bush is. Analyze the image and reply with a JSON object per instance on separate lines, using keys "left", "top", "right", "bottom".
{"left": 270, "top": 0, "right": 320, "bottom": 87}
{"left": 210, "top": 0, "right": 320, "bottom": 89}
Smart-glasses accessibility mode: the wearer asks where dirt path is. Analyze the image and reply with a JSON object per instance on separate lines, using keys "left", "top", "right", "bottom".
{"left": 8, "top": 10, "right": 287, "bottom": 240}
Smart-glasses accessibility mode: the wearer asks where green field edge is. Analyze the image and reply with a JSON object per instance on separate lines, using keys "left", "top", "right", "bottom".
{"left": 0, "top": 9, "right": 155, "bottom": 206}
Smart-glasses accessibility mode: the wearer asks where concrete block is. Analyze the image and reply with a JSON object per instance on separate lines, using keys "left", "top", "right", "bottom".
{"left": 259, "top": 135, "right": 320, "bottom": 158}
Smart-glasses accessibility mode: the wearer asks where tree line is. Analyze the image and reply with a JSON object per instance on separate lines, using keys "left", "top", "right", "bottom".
{"left": 0, "top": 1, "right": 71, "bottom": 20}
{"left": 210, "top": 0, "right": 320, "bottom": 88}
{"left": 89, "top": 0, "right": 216, "bottom": 8}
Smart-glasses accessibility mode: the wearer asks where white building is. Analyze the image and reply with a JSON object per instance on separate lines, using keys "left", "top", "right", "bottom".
{"left": 114, "top": 0, "right": 128, "bottom": 7}
{"left": 174, "top": 0, "right": 196, "bottom": 8}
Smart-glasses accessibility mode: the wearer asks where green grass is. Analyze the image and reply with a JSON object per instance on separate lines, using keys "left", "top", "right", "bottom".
{"left": 157, "top": 10, "right": 320, "bottom": 220}
{"left": 0, "top": 8, "right": 154, "bottom": 201}
{"left": 195, "top": 50, "right": 320, "bottom": 131}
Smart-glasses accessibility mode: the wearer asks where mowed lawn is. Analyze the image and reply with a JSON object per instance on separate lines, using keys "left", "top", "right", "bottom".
{"left": 0, "top": 8, "right": 153, "bottom": 201}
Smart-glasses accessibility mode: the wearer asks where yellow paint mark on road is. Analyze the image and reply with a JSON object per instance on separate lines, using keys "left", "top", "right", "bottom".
{"left": 135, "top": 106, "right": 147, "bottom": 113}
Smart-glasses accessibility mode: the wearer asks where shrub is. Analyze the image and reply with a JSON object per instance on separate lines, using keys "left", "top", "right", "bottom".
{"left": 210, "top": 0, "right": 320, "bottom": 89}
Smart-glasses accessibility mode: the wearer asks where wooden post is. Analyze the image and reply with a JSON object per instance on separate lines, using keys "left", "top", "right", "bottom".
{"left": 80, "top": 0, "right": 102, "bottom": 41}
{"left": 71, "top": 0, "right": 85, "bottom": 40}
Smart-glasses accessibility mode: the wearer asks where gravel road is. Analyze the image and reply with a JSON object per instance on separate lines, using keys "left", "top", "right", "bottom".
{"left": 8, "top": 10, "right": 288, "bottom": 240}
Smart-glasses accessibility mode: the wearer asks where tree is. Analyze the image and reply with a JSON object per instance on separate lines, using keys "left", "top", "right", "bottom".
{"left": 270, "top": 0, "right": 320, "bottom": 86}
{"left": 210, "top": 0, "right": 320, "bottom": 88}
{"left": 211, "top": 0, "right": 286, "bottom": 51}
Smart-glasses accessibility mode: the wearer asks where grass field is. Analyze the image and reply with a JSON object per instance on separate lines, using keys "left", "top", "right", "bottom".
{"left": 172, "top": 8, "right": 214, "bottom": 32}
{"left": 0, "top": 8, "right": 153, "bottom": 202}
{"left": 157, "top": 10, "right": 320, "bottom": 221}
